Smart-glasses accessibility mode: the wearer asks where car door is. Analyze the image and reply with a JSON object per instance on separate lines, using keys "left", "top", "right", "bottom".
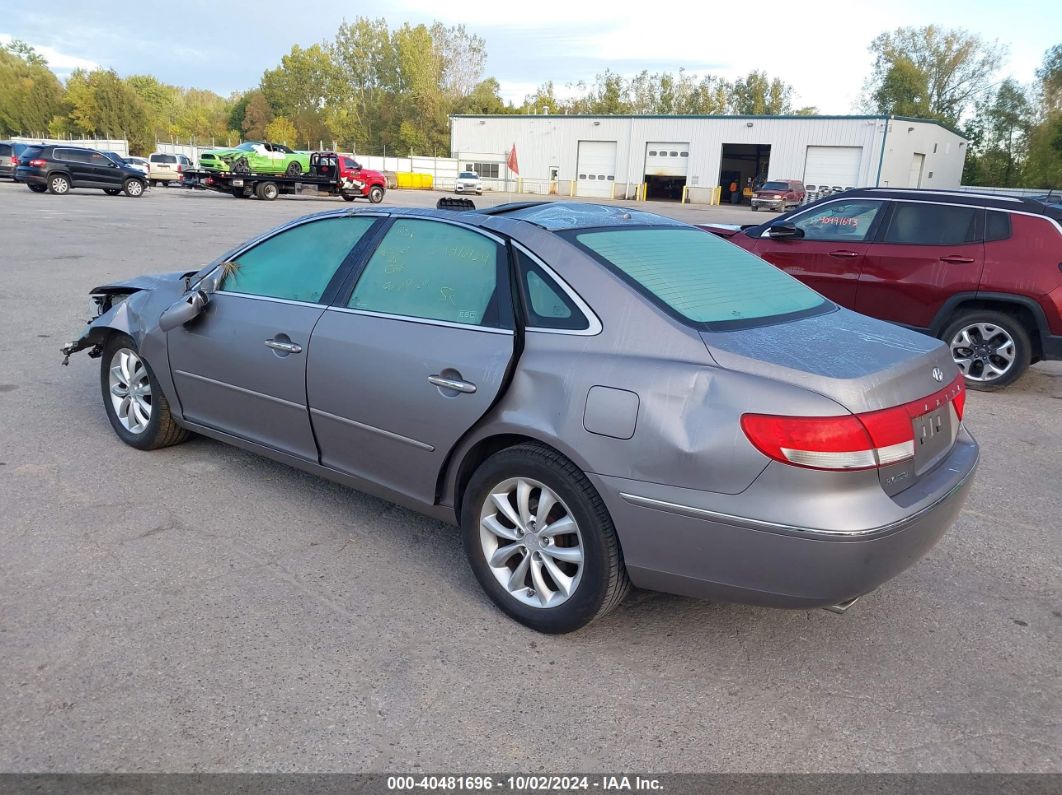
{"left": 57, "top": 149, "right": 95, "bottom": 186}
{"left": 307, "top": 217, "right": 516, "bottom": 504}
{"left": 748, "top": 198, "right": 886, "bottom": 306}
{"left": 167, "top": 215, "right": 381, "bottom": 460}
{"left": 86, "top": 151, "right": 123, "bottom": 187}
{"left": 857, "top": 202, "right": 985, "bottom": 329}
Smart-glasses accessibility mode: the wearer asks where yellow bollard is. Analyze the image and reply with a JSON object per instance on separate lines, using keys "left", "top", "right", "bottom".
{"left": 570, "top": 180, "right": 575, "bottom": 198}
{"left": 681, "top": 185, "right": 688, "bottom": 205}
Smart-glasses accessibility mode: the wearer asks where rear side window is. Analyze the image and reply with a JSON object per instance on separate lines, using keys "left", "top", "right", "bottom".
{"left": 883, "top": 203, "right": 980, "bottom": 245}
{"left": 985, "top": 211, "right": 1012, "bottom": 242}
{"left": 222, "top": 217, "right": 377, "bottom": 303}
{"left": 348, "top": 219, "right": 506, "bottom": 328}
{"left": 56, "top": 148, "right": 90, "bottom": 162}
{"left": 514, "top": 248, "right": 589, "bottom": 331}
{"left": 573, "top": 227, "right": 826, "bottom": 327}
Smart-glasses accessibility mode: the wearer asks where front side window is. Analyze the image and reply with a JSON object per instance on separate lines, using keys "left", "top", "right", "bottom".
{"left": 573, "top": 226, "right": 827, "bottom": 328}
{"left": 348, "top": 219, "right": 505, "bottom": 328}
{"left": 883, "top": 203, "right": 980, "bottom": 245}
{"left": 789, "top": 200, "right": 883, "bottom": 242}
{"left": 222, "top": 217, "right": 377, "bottom": 303}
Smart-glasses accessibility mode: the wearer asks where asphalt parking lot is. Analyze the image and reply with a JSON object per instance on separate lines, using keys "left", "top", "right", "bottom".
{"left": 0, "top": 181, "right": 1059, "bottom": 774}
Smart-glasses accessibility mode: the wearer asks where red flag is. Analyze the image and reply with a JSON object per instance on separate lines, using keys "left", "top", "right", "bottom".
{"left": 507, "top": 144, "right": 520, "bottom": 175}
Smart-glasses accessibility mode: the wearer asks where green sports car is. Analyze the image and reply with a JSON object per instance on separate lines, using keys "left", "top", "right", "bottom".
{"left": 198, "top": 141, "right": 311, "bottom": 176}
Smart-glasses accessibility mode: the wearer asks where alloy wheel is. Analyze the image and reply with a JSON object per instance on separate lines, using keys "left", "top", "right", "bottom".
{"left": 126, "top": 180, "right": 143, "bottom": 196}
{"left": 950, "top": 322, "right": 1016, "bottom": 382}
{"left": 479, "top": 477, "right": 584, "bottom": 608}
{"left": 108, "top": 348, "right": 152, "bottom": 434}
{"left": 50, "top": 176, "right": 69, "bottom": 194}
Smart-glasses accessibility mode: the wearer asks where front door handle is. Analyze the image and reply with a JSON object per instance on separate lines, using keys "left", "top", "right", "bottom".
{"left": 264, "top": 339, "right": 302, "bottom": 353}
{"left": 940, "top": 255, "right": 975, "bottom": 264}
{"left": 828, "top": 250, "right": 860, "bottom": 258}
{"left": 428, "top": 375, "right": 477, "bottom": 394}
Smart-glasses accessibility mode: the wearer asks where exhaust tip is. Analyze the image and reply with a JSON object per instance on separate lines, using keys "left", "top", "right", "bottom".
{"left": 823, "top": 596, "right": 861, "bottom": 615}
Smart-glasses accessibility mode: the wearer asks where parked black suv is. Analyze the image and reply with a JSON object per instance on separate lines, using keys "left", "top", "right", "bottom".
{"left": 16, "top": 146, "right": 147, "bottom": 197}
{"left": 0, "top": 141, "right": 34, "bottom": 180}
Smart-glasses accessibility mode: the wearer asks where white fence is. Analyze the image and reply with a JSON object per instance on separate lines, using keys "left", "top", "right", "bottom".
{"left": 11, "top": 136, "right": 129, "bottom": 157}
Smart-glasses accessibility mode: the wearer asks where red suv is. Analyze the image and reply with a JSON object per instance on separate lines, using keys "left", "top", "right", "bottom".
{"left": 703, "top": 189, "right": 1062, "bottom": 390}
{"left": 751, "top": 179, "right": 805, "bottom": 212}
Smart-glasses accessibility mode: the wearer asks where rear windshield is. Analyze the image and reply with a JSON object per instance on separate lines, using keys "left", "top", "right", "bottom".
{"left": 20, "top": 146, "right": 43, "bottom": 160}
{"left": 571, "top": 226, "right": 828, "bottom": 328}
{"left": 762, "top": 181, "right": 790, "bottom": 191}
{"left": 151, "top": 154, "right": 177, "bottom": 163}
{"left": 0, "top": 144, "right": 10, "bottom": 156}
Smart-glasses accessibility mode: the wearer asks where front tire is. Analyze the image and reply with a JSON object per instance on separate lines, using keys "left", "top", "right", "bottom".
{"left": 48, "top": 174, "right": 70, "bottom": 194}
{"left": 368, "top": 185, "right": 384, "bottom": 203}
{"left": 461, "top": 443, "right": 630, "bottom": 633}
{"left": 123, "top": 179, "right": 144, "bottom": 197}
{"left": 100, "top": 334, "right": 190, "bottom": 450}
{"left": 942, "top": 310, "right": 1032, "bottom": 391}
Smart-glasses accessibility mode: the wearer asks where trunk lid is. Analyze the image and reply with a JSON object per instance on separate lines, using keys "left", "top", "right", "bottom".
{"left": 701, "top": 307, "right": 963, "bottom": 492}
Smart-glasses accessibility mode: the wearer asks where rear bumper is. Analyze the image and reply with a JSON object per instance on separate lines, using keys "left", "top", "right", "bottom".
{"left": 15, "top": 167, "right": 45, "bottom": 185}
{"left": 591, "top": 428, "right": 979, "bottom": 608}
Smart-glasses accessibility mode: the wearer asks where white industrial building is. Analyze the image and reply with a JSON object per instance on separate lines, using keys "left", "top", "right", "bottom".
{"left": 450, "top": 115, "right": 967, "bottom": 201}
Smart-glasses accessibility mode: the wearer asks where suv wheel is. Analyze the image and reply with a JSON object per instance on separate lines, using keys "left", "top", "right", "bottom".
{"left": 28, "top": 184, "right": 47, "bottom": 193}
{"left": 942, "top": 310, "right": 1032, "bottom": 391}
{"left": 48, "top": 174, "right": 70, "bottom": 194}
{"left": 123, "top": 179, "right": 144, "bottom": 197}
{"left": 461, "top": 443, "right": 630, "bottom": 633}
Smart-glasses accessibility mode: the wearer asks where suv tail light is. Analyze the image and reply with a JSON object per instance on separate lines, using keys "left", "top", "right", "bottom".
{"left": 29, "top": 159, "right": 46, "bottom": 167}
{"left": 177, "top": 164, "right": 183, "bottom": 173}
{"left": 741, "top": 374, "right": 965, "bottom": 471}
{"left": 9, "top": 155, "right": 16, "bottom": 166}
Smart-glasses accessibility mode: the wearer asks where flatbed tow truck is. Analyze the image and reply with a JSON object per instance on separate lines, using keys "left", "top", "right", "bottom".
{"left": 180, "top": 151, "right": 387, "bottom": 203}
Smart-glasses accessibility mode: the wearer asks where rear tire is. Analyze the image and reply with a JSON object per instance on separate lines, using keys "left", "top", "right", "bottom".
{"left": 28, "top": 184, "right": 47, "bottom": 193}
{"left": 285, "top": 161, "right": 303, "bottom": 176}
{"left": 368, "top": 185, "right": 384, "bottom": 204}
{"left": 104, "top": 188, "right": 121, "bottom": 196}
{"left": 942, "top": 310, "right": 1032, "bottom": 391}
{"left": 48, "top": 174, "right": 70, "bottom": 194}
{"left": 255, "top": 181, "right": 279, "bottom": 201}
{"left": 341, "top": 193, "right": 357, "bottom": 202}
{"left": 461, "top": 443, "right": 630, "bottom": 634}
{"left": 100, "top": 334, "right": 191, "bottom": 450}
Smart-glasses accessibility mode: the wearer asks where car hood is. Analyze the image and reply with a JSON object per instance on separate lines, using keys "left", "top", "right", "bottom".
{"left": 699, "top": 306, "right": 957, "bottom": 414}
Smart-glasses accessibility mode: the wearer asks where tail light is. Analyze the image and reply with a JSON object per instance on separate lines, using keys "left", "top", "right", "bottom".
{"left": 741, "top": 374, "right": 965, "bottom": 471}
{"left": 9, "top": 156, "right": 16, "bottom": 166}
{"left": 29, "top": 159, "right": 46, "bottom": 167}
{"left": 177, "top": 164, "right": 183, "bottom": 173}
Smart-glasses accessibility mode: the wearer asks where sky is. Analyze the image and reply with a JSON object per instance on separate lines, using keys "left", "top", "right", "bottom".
{"left": 3, "top": 0, "right": 1059, "bottom": 114}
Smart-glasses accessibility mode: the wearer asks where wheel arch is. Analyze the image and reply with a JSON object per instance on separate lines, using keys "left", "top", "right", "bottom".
{"left": 442, "top": 430, "right": 597, "bottom": 523}
{"left": 931, "top": 292, "right": 1049, "bottom": 361}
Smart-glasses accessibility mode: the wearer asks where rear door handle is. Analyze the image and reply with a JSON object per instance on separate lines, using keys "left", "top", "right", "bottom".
{"left": 940, "top": 255, "right": 975, "bottom": 264}
{"left": 828, "top": 250, "right": 860, "bottom": 258}
{"left": 264, "top": 339, "right": 302, "bottom": 353}
{"left": 428, "top": 375, "right": 477, "bottom": 394}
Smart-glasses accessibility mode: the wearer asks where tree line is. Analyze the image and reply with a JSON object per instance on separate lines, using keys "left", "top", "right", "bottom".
{"left": 0, "top": 21, "right": 1057, "bottom": 188}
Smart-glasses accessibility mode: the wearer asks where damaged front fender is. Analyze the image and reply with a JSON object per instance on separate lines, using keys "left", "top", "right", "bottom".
{"left": 59, "top": 270, "right": 193, "bottom": 364}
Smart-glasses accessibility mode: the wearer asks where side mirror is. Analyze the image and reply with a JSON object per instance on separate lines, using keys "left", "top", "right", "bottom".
{"left": 767, "top": 223, "right": 805, "bottom": 240}
{"left": 159, "top": 289, "right": 209, "bottom": 332}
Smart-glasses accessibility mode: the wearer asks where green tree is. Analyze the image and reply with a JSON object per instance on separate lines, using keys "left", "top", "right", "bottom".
{"left": 0, "top": 42, "right": 65, "bottom": 136}
{"left": 241, "top": 90, "right": 273, "bottom": 139}
{"left": 261, "top": 43, "right": 339, "bottom": 146}
{"left": 520, "top": 81, "right": 562, "bottom": 114}
{"left": 264, "top": 116, "right": 298, "bottom": 146}
{"left": 728, "top": 71, "right": 793, "bottom": 114}
{"left": 1024, "top": 44, "right": 1062, "bottom": 187}
{"left": 64, "top": 68, "right": 152, "bottom": 152}
{"left": 863, "top": 25, "right": 1004, "bottom": 125}
{"left": 456, "top": 78, "right": 510, "bottom": 115}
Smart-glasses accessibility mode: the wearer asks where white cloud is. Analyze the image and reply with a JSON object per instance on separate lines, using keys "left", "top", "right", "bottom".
{"left": 0, "top": 33, "right": 98, "bottom": 73}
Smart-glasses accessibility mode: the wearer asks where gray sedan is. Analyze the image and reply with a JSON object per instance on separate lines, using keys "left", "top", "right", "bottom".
{"left": 62, "top": 202, "right": 978, "bottom": 633}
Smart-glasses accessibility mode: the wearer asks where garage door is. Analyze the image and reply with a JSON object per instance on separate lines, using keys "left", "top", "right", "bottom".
{"left": 645, "top": 143, "right": 689, "bottom": 177}
{"left": 804, "top": 146, "right": 862, "bottom": 188}
{"left": 577, "top": 141, "right": 617, "bottom": 198}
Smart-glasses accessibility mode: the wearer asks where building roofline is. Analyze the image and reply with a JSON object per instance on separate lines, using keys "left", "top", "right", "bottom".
{"left": 449, "top": 113, "right": 967, "bottom": 140}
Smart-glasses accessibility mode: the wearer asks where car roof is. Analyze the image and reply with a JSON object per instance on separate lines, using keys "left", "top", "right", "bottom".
{"left": 476, "top": 201, "right": 686, "bottom": 231}
{"left": 839, "top": 187, "right": 1056, "bottom": 216}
